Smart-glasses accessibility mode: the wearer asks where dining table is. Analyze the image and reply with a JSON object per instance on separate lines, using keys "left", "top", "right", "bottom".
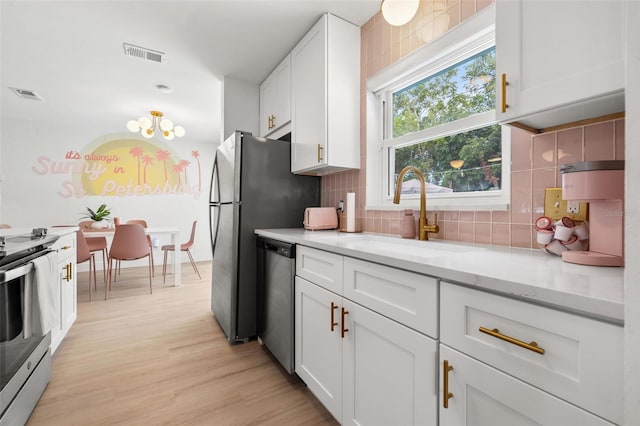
{"left": 83, "top": 226, "right": 182, "bottom": 286}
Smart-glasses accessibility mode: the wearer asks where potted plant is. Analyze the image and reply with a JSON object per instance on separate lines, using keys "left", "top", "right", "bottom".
{"left": 82, "top": 204, "right": 112, "bottom": 229}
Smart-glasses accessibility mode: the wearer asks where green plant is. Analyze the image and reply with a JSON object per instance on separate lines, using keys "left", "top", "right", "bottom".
{"left": 82, "top": 204, "right": 111, "bottom": 221}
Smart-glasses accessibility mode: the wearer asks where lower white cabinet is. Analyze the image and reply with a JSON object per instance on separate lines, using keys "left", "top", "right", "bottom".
{"left": 439, "top": 345, "right": 615, "bottom": 426}
{"left": 51, "top": 231, "right": 77, "bottom": 353}
{"left": 295, "top": 276, "right": 437, "bottom": 425}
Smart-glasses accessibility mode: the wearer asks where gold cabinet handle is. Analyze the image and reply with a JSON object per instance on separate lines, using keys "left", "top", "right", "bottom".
{"left": 479, "top": 326, "right": 545, "bottom": 355}
{"left": 501, "top": 73, "right": 509, "bottom": 113}
{"left": 317, "top": 144, "right": 324, "bottom": 163}
{"left": 271, "top": 114, "right": 276, "bottom": 129}
{"left": 330, "top": 302, "right": 338, "bottom": 332}
{"left": 443, "top": 360, "right": 454, "bottom": 409}
{"left": 60, "top": 245, "right": 71, "bottom": 250}
{"left": 341, "top": 307, "right": 349, "bottom": 338}
{"left": 64, "top": 263, "right": 72, "bottom": 281}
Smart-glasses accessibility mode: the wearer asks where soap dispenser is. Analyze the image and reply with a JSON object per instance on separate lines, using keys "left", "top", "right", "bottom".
{"left": 401, "top": 209, "right": 416, "bottom": 239}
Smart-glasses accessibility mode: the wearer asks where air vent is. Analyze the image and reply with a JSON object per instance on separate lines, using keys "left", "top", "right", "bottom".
{"left": 123, "top": 43, "right": 165, "bottom": 63}
{"left": 9, "top": 87, "right": 44, "bottom": 101}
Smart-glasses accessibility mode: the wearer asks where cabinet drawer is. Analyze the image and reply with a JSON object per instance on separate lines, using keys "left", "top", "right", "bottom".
{"left": 52, "top": 233, "right": 75, "bottom": 262}
{"left": 296, "top": 246, "right": 343, "bottom": 294}
{"left": 441, "top": 282, "right": 622, "bottom": 424}
{"left": 344, "top": 257, "right": 438, "bottom": 338}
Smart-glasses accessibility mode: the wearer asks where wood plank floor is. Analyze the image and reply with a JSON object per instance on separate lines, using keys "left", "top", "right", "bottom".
{"left": 27, "top": 262, "right": 336, "bottom": 425}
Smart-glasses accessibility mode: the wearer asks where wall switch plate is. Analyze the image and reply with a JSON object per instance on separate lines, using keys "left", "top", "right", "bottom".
{"left": 544, "top": 188, "right": 588, "bottom": 222}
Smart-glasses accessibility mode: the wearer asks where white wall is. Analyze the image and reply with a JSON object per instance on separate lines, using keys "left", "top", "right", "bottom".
{"left": 0, "top": 115, "right": 216, "bottom": 269}
{"left": 625, "top": 0, "right": 640, "bottom": 422}
{"left": 221, "top": 77, "right": 259, "bottom": 141}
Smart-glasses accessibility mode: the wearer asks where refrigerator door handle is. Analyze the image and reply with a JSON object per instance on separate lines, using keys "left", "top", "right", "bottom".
{"left": 209, "top": 152, "right": 220, "bottom": 204}
{"left": 210, "top": 204, "right": 221, "bottom": 256}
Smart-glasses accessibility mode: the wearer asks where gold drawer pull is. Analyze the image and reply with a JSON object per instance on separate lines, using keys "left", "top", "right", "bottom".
{"left": 501, "top": 73, "right": 509, "bottom": 113}
{"left": 317, "top": 144, "right": 323, "bottom": 162}
{"left": 443, "top": 360, "right": 454, "bottom": 409}
{"left": 60, "top": 245, "right": 71, "bottom": 250}
{"left": 479, "top": 326, "right": 545, "bottom": 355}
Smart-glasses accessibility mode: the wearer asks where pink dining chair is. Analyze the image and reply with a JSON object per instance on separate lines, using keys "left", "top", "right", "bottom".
{"left": 78, "top": 220, "right": 109, "bottom": 282}
{"left": 126, "top": 220, "right": 154, "bottom": 275}
{"left": 77, "top": 230, "right": 98, "bottom": 301}
{"left": 106, "top": 224, "right": 152, "bottom": 299}
{"left": 0, "top": 224, "right": 11, "bottom": 229}
{"left": 161, "top": 220, "right": 201, "bottom": 283}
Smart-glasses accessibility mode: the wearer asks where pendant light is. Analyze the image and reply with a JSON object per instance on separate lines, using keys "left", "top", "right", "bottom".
{"left": 381, "top": 0, "right": 420, "bottom": 26}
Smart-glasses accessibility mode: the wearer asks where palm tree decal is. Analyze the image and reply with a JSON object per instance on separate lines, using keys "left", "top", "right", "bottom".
{"left": 129, "top": 147, "right": 144, "bottom": 185}
{"left": 192, "top": 150, "right": 201, "bottom": 192}
{"left": 156, "top": 149, "right": 171, "bottom": 182}
{"left": 142, "top": 155, "right": 153, "bottom": 184}
{"left": 172, "top": 163, "right": 184, "bottom": 185}
{"left": 178, "top": 160, "right": 191, "bottom": 184}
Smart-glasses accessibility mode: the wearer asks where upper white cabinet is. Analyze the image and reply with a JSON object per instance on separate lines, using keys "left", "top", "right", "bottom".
{"left": 259, "top": 54, "right": 291, "bottom": 139}
{"left": 495, "top": 0, "right": 624, "bottom": 130}
{"left": 291, "top": 13, "right": 360, "bottom": 175}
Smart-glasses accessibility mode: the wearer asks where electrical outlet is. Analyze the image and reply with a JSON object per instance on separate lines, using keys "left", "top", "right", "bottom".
{"left": 567, "top": 200, "right": 580, "bottom": 214}
{"left": 543, "top": 188, "right": 588, "bottom": 222}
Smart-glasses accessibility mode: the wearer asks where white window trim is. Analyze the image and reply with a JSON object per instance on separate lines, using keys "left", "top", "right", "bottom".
{"left": 365, "top": 3, "right": 510, "bottom": 211}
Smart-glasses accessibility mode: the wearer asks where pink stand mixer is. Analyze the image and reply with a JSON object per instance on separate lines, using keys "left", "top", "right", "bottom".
{"left": 560, "top": 160, "right": 625, "bottom": 267}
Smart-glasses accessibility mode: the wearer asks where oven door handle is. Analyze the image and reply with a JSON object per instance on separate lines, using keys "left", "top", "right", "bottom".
{"left": 3, "top": 263, "right": 35, "bottom": 282}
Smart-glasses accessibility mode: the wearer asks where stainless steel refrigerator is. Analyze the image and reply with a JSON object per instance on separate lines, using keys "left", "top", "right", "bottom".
{"left": 209, "top": 131, "right": 320, "bottom": 342}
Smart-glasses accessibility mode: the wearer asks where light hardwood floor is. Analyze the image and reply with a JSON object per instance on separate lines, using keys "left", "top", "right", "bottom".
{"left": 28, "top": 262, "right": 336, "bottom": 425}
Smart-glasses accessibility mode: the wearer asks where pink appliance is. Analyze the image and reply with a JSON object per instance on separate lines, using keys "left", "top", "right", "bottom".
{"left": 561, "top": 160, "right": 624, "bottom": 266}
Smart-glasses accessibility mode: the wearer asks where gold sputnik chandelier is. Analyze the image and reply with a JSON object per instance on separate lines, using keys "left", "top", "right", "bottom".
{"left": 126, "top": 110, "right": 185, "bottom": 140}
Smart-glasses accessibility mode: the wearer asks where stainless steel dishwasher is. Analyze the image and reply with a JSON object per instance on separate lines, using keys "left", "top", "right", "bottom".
{"left": 256, "top": 236, "right": 296, "bottom": 374}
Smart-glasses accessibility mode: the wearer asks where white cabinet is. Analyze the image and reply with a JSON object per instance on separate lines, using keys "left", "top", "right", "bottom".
{"left": 291, "top": 13, "right": 360, "bottom": 175}
{"left": 51, "top": 231, "right": 77, "bottom": 353}
{"left": 259, "top": 54, "right": 291, "bottom": 139}
{"left": 495, "top": 0, "right": 624, "bottom": 130}
{"left": 439, "top": 346, "right": 615, "bottom": 426}
{"left": 440, "top": 282, "right": 622, "bottom": 425}
{"left": 295, "top": 276, "right": 437, "bottom": 425}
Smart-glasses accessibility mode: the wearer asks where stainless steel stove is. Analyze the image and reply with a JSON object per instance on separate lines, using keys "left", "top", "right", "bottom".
{"left": 1, "top": 228, "right": 59, "bottom": 425}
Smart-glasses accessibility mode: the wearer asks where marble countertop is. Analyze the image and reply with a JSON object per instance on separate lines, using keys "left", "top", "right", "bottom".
{"left": 255, "top": 228, "right": 624, "bottom": 324}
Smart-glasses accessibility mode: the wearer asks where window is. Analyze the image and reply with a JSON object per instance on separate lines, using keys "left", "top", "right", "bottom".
{"left": 366, "top": 5, "right": 510, "bottom": 210}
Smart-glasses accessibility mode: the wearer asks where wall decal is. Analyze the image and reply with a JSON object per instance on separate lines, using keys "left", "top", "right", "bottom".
{"left": 31, "top": 134, "right": 202, "bottom": 199}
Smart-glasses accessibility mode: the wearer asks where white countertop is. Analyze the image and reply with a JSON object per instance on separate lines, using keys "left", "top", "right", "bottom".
{"left": 255, "top": 228, "right": 624, "bottom": 324}
{"left": 0, "top": 226, "right": 77, "bottom": 237}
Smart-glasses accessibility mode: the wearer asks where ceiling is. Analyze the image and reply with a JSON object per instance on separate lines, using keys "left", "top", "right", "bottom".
{"left": 0, "top": 0, "right": 380, "bottom": 146}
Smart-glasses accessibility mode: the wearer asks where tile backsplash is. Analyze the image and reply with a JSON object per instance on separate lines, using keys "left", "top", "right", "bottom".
{"left": 320, "top": 0, "right": 626, "bottom": 249}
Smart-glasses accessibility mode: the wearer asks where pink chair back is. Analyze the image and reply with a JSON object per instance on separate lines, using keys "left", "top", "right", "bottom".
{"left": 0, "top": 224, "right": 11, "bottom": 229}
{"left": 76, "top": 230, "right": 92, "bottom": 263}
{"left": 183, "top": 220, "right": 198, "bottom": 249}
{"left": 110, "top": 224, "right": 150, "bottom": 260}
{"left": 127, "top": 219, "right": 148, "bottom": 228}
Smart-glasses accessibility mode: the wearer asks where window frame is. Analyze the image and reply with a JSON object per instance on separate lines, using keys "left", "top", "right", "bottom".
{"left": 365, "top": 4, "right": 510, "bottom": 211}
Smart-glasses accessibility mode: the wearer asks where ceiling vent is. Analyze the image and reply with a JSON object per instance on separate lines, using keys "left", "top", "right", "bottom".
{"left": 123, "top": 43, "right": 165, "bottom": 63}
{"left": 9, "top": 87, "right": 44, "bottom": 101}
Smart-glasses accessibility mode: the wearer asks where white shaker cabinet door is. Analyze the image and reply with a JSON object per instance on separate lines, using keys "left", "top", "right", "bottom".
{"left": 342, "top": 298, "right": 437, "bottom": 426}
{"left": 295, "top": 276, "right": 342, "bottom": 422}
{"left": 439, "top": 345, "right": 615, "bottom": 426}
{"left": 495, "top": 0, "right": 624, "bottom": 129}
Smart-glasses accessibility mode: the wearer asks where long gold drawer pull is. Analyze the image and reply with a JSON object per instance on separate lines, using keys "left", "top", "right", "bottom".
{"left": 330, "top": 302, "right": 338, "bottom": 332}
{"left": 443, "top": 360, "right": 453, "bottom": 408}
{"left": 479, "top": 326, "right": 545, "bottom": 355}
{"left": 341, "top": 307, "right": 349, "bottom": 338}
{"left": 501, "top": 73, "right": 509, "bottom": 113}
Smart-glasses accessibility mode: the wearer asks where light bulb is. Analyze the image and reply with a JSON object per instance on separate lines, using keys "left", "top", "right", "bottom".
{"left": 160, "top": 119, "right": 174, "bottom": 131}
{"left": 127, "top": 120, "right": 140, "bottom": 132}
{"left": 142, "top": 128, "right": 154, "bottom": 138}
{"left": 164, "top": 130, "right": 175, "bottom": 140}
{"left": 381, "top": 0, "right": 420, "bottom": 26}
{"left": 138, "top": 116, "right": 152, "bottom": 130}
{"left": 174, "top": 126, "right": 185, "bottom": 137}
